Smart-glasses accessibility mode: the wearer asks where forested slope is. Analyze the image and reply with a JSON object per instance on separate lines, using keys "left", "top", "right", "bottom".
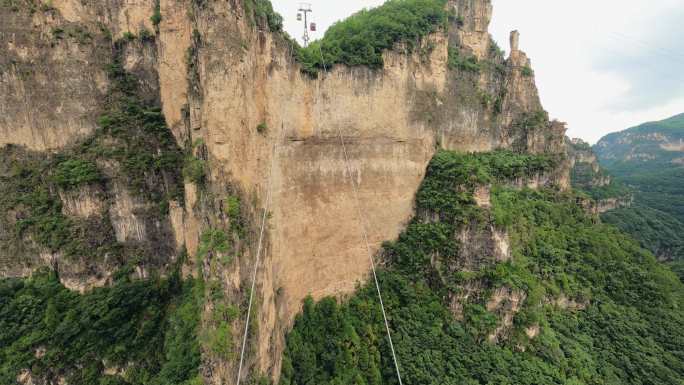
{"left": 280, "top": 151, "right": 684, "bottom": 385}
{"left": 595, "top": 114, "right": 684, "bottom": 274}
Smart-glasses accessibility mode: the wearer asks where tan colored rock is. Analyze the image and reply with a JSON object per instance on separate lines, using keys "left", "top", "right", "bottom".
{"left": 473, "top": 186, "right": 491, "bottom": 208}
{"left": 661, "top": 139, "right": 684, "bottom": 152}
{"left": 109, "top": 183, "right": 147, "bottom": 243}
{"left": 59, "top": 186, "right": 105, "bottom": 218}
{"left": 0, "top": 0, "right": 572, "bottom": 382}
{"left": 525, "top": 324, "right": 540, "bottom": 339}
{"left": 59, "top": 275, "right": 111, "bottom": 294}
{"left": 487, "top": 286, "right": 526, "bottom": 343}
{"left": 550, "top": 294, "right": 588, "bottom": 310}
{"left": 158, "top": 0, "right": 192, "bottom": 143}
{"left": 169, "top": 200, "right": 186, "bottom": 251}
{"left": 510, "top": 30, "right": 520, "bottom": 52}
{"left": 17, "top": 369, "right": 37, "bottom": 385}
{"left": 450, "top": 0, "right": 494, "bottom": 59}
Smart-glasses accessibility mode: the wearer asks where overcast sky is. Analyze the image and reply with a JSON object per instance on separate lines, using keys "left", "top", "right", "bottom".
{"left": 272, "top": 1, "right": 684, "bottom": 143}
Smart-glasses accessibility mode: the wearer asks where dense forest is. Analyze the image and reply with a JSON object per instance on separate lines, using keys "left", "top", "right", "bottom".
{"left": 280, "top": 150, "right": 684, "bottom": 385}
{"left": 0, "top": 266, "right": 202, "bottom": 385}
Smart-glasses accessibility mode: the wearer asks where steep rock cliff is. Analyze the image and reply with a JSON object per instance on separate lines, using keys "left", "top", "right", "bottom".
{"left": 0, "top": 0, "right": 571, "bottom": 383}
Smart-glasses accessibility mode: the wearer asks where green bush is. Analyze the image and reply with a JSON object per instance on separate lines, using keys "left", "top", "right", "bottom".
{"left": 52, "top": 159, "right": 101, "bottom": 189}
{"left": 669, "top": 260, "right": 684, "bottom": 282}
{"left": 448, "top": 47, "right": 481, "bottom": 73}
{"left": 139, "top": 28, "right": 154, "bottom": 41}
{"left": 256, "top": 122, "right": 268, "bottom": 134}
{"left": 197, "top": 229, "right": 231, "bottom": 260}
{"left": 51, "top": 27, "right": 64, "bottom": 39}
{"left": 521, "top": 66, "right": 533, "bottom": 77}
{"left": 151, "top": 0, "right": 162, "bottom": 26}
{"left": 204, "top": 322, "right": 235, "bottom": 359}
{"left": 224, "top": 196, "right": 241, "bottom": 219}
{"left": 183, "top": 156, "right": 207, "bottom": 184}
{"left": 297, "top": 0, "right": 448, "bottom": 75}
{"left": 245, "top": 0, "right": 283, "bottom": 32}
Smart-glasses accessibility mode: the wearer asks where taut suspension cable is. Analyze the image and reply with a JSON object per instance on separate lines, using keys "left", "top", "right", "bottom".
{"left": 318, "top": 46, "right": 405, "bottom": 385}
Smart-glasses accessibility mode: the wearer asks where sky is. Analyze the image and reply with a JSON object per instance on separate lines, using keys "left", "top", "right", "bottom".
{"left": 272, "top": 1, "right": 684, "bottom": 143}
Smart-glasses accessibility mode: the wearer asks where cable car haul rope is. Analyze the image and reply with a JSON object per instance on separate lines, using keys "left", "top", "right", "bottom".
{"left": 235, "top": 22, "right": 404, "bottom": 385}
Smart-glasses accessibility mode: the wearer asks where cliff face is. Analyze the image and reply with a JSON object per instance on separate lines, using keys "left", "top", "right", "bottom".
{"left": 0, "top": 0, "right": 161, "bottom": 151}
{"left": 184, "top": 0, "right": 568, "bottom": 378}
{"left": 568, "top": 138, "right": 611, "bottom": 188}
{"left": 567, "top": 137, "right": 632, "bottom": 215}
{"left": 0, "top": 0, "right": 570, "bottom": 382}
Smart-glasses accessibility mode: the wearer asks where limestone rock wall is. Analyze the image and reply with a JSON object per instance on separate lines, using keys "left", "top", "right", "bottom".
{"left": 568, "top": 138, "right": 612, "bottom": 188}
{"left": 0, "top": 0, "right": 571, "bottom": 382}
{"left": 0, "top": 0, "right": 162, "bottom": 151}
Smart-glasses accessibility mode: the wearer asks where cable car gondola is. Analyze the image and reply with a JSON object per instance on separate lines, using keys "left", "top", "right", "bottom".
{"left": 310, "top": 22, "right": 316, "bottom": 32}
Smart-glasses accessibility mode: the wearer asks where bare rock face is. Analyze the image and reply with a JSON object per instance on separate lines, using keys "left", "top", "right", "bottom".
{"left": 456, "top": 224, "right": 511, "bottom": 270}
{"left": 0, "top": 0, "right": 162, "bottom": 151}
{"left": 487, "top": 286, "right": 526, "bottom": 343}
{"left": 449, "top": 0, "right": 493, "bottom": 59}
{"left": 59, "top": 185, "right": 106, "bottom": 218}
{"left": 179, "top": 1, "right": 567, "bottom": 378}
{"left": 0, "top": 0, "right": 572, "bottom": 382}
{"left": 0, "top": 6, "right": 109, "bottom": 150}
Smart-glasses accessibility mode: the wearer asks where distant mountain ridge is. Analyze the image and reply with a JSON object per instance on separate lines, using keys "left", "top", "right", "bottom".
{"left": 593, "top": 113, "right": 684, "bottom": 275}
{"left": 595, "top": 113, "right": 684, "bottom": 174}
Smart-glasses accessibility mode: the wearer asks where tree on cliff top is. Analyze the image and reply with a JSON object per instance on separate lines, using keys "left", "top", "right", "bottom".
{"left": 297, "top": 0, "right": 448, "bottom": 75}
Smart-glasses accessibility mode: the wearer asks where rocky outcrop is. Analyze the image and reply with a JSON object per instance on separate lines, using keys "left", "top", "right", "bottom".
{"left": 59, "top": 186, "right": 106, "bottom": 218}
{"left": 568, "top": 138, "right": 611, "bottom": 188}
{"left": 487, "top": 286, "right": 526, "bottom": 343}
{"left": 568, "top": 137, "right": 632, "bottom": 214}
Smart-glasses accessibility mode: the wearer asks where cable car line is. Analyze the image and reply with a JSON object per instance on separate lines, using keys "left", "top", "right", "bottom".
{"left": 317, "top": 44, "right": 405, "bottom": 385}
{"left": 235, "top": 135, "right": 279, "bottom": 385}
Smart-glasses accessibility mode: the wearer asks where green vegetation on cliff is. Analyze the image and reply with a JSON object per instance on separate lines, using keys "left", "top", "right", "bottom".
{"left": 0, "top": 268, "right": 202, "bottom": 385}
{"left": 0, "top": 38, "right": 185, "bottom": 265}
{"left": 297, "top": 0, "right": 448, "bottom": 75}
{"left": 96, "top": 56, "right": 184, "bottom": 202}
{"left": 0, "top": 19, "right": 201, "bottom": 385}
{"left": 244, "top": 0, "right": 284, "bottom": 32}
{"left": 0, "top": 146, "right": 119, "bottom": 259}
{"left": 280, "top": 150, "right": 684, "bottom": 385}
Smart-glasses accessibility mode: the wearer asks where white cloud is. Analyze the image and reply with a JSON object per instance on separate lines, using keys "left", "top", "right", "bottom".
{"left": 272, "top": 0, "right": 684, "bottom": 143}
